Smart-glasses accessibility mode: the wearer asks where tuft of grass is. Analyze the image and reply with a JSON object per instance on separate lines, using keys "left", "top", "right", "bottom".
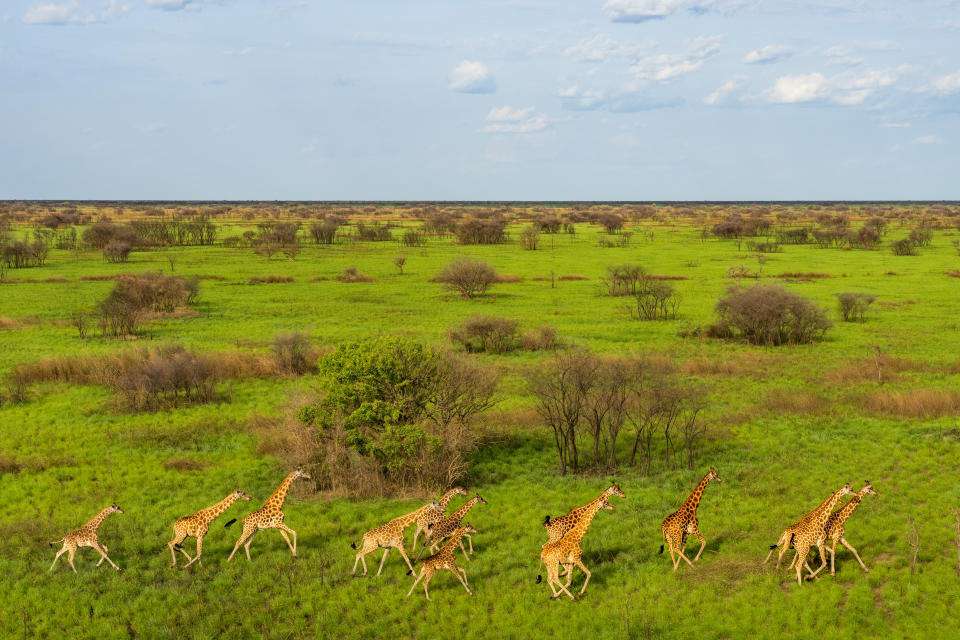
{"left": 249, "top": 275, "right": 295, "bottom": 284}
{"left": 162, "top": 458, "right": 212, "bottom": 472}
{"left": 494, "top": 274, "right": 524, "bottom": 283}
{"left": 775, "top": 272, "right": 832, "bottom": 279}
{"left": 336, "top": 267, "right": 375, "bottom": 283}
{"left": 558, "top": 274, "right": 588, "bottom": 281}
{"left": 764, "top": 388, "right": 827, "bottom": 414}
{"left": 863, "top": 389, "right": 960, "bottom": 417}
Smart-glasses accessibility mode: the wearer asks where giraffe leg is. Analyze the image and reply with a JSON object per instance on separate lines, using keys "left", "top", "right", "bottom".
{"left": 278, "top": 528, "right": 297, "bottom": 558}
{"left": 840, "top": 537, "right": 868, "bottom": 572}
{"left": 67, "top": 547, "right": 77, "bottom": 574}
{"left": 574, "top": 559, "right": 592, "bottom": 596}
{"left": 675, "top": 548, "right": 696, "bottom": 569}
{"left": 396, "top": 544, "right": 416, "bottom": 574}
{"left": 406, "top": 568, "right": 425, "bottom": 597}
{"left": 459, "top": 539, "right": 470, "bottom": 562}
{"left": 412, "top": 525, "right": 422, "bottom": 551}
{"left": 94, "top": 542, "right": 120, "bottom": 571}
{"left": 376, "top": 548, "right": 391, "bottom": 576}
{"left": 352, "top": 537, "right": 375, "bottom": 576}
{"left": 550, "top": 569, "right": 576, "bottom": 600}
{"left": 794, "top": 544, "right": 809, "bottom": 585}
{"left": 451, "top": 566, "right": 473, "bottom": 595}
{"left": 50, "top": 546, "right": 67, "bottom": 572}
{"left": 422, "top": 569, "right": 434, "bottom": 600}
{"left": 278, "top": 524, "right": 298, "bottom": 556}
{"left": 692, "top": 530, "right": 707, "bottom": 563}
{"left": 183, "top": 537, "right": 204, "bottom": 568}
{"left": 227, "top": 522, "right": 256, "bottom": 562}
{"left": 95, "top": 544, "right": 107, "bottom": 567}
{"left": 830, "top": 539, "right": 838, "bottom": 575}
{"left": 807, "top": 543, "right": 828, "bottom": 579}
{"left": 458, "top": 565, "right": 470, "bottom": 588}
{"left": 465, "top": 533, "right": 474, "bottom": 555}
{"left": 242, "top": 529, "right": 258, "bottom": 561}
{"left": 563, "top": 563, "right": 574, "bottom": 588}
{"left": 168, "top": 533, "right": 189, "bottom": 568}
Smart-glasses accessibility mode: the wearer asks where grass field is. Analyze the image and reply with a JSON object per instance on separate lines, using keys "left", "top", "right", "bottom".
{"left": 2, "top": 204, "right": 960, "bottom": 639}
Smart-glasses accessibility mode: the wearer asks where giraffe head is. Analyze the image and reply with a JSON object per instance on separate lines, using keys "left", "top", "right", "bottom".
{"left": 474, "top": 494, "right": 487, "bottom": 505}
{"left": 460, "top": 523, "right": 479, "bottom": 536}
{"left": 839, "top": 482, "right": 855, "bottom": 497}
{"left": 452, "top": 486, "right": 468, "bottom": 498}
{"left": 293, "top": 465, "right": 312, "bottom": 481}
{"left": 707, "top": 468, "right": 722, "bottom": 483}
{"left": 599, "top": 496, "right": 614, "bottom": 512}
{"left": 862, "top": 480, "right": 877, "bottom": 496}
{"left": 606, "top": 482, "right": 626, "bottom": 499}
{"left": 234, "top": 489, "right": 252, "bottom": 501}
{"left": 109, "top": 504, "right": 124, "bottom": 515}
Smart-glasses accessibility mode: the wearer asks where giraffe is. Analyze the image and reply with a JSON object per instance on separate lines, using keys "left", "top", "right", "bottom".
{"left": 764, "top": 482, "right": 856, "bottom": 573}
{"left": 412, "top": 486, "right": 468, "bottom": 551}
{"left": 543, "top": 482, "right": 626, "bottom": 545}
{"left": 787, "top": 482, "right": 856, "bottom": 585}
{"left": 406, "top": 524, "right": 479, "bottom": 600}
{"left": 168, "top": 489, "right": 251, "bottom": 568}
{"left": 659, "top": 468, "right": 721, "bottom": 571}
{"left": 418, "top": 494, "right": 487, "bottom": 560}
{"left": 824, "top": 480, "right": 877, "bottom": 575}
{"left": 226, "top": 466, "right": 311, "bottom": 562}
{"left": 50, "top": 504, "right": 124, "bottom": 573}
{"left": 351, "top": 501, "right": 441, "bottom": 577}
{"left": 536, "top": 496, "right": 614, "bottom": 600}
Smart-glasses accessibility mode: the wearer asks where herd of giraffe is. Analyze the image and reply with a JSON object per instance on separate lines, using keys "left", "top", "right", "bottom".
{"left": 48, "top": 465, "right": 879, "bottom": 598}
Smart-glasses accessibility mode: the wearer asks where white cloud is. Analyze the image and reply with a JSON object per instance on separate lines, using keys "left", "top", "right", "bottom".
{"left": 563, "top": 33, "right": 650, "bottom": 63}
{"left": 764, "top": 67, "right": 906, "bottom": 104}
{"left": 932, "top": 70, "right": 960, "bottom": 94}
{"left": 224, "top": 47, "right": 254, "bottom": 56}
{"left": 558, "top": 85, "right": 606, "bottom": 110}
{"left": 704, "top": 75, "right": 747, "bottom": 105}
{"left": 147, "top": 0, "right": 193, "bottom": 10}
{"left": 628, "top": 36, "right": 720, "bottom": 83}
{"left": 743, "top": 45, "right": 792, "bottom": 65}
{"left": 882, "top": 121, "right": 911, "bottom": 128}
{"left": 603, "top": 0, "right": 712, "bottom": 23}
{"left": 23, "top": 0, "right": 130, "bottom": 24}
{"left": 448, "top": 60, "right": 495, "bottom": 94}
{"left": 24, "top": 2, "right": 95, "bottom": 24}
{"left": 913, "top": 135, "right": 939, "bottom": 144}
{"left": 482, "top": 106, "right": 548, "bottom": 134}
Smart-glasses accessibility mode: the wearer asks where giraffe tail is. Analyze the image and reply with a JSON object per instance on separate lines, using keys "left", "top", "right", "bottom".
{"left": 350, "top": 542, "right": 357, "bottom": 550}
{"left": 49, "top": 538, "right": 64, "bottom": 547}
{"left": 536, "top": 556, "right": 543, "bottom": 583}
{"left": 659, "top": 545, "right": 664, "bottom": 554}
{"left": 224, "top": 518, "right": 237, "bottom": 528}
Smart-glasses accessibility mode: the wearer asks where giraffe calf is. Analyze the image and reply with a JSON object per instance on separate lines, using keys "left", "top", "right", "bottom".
{"left": 407, "top": 525, "right": 478, "bottom": 600}
{"left": 50, "top": 504, "right": 124, "bottom": 574}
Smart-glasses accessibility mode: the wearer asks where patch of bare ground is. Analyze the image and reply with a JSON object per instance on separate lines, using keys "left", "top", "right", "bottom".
{"left": 862, "top": 389, "right": 960, "bottom": 418}
{"left": 686, "top": 558, "right": 757, "bottom": 587}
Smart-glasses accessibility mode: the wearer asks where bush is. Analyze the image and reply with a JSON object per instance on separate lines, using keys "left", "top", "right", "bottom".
{"left": 102, "top": 240, "right": 132, "bottom": 263}
{"left": 274, "top": 332, "right": 314, "bottom": 374}
{"left": 519, "top": 225, "right": 540, "bottom": 250}
{"left": 837, "top": 292, "right": 876, "bottom": 322}
{"left": 337, "top": 267, "right": 375, "bottom": 283}
{"left": 450, "top": 315, "right": 519, "bottom": 354}
{"left": 635, "top": 281, "right": 680, "bottom": 320}
{"left": 714, "top": 283, "right": 831, "bottom": 345}
{"left": 401, "top": 229, "right": 426, "bottom": 247}
{"left": 82, "top": 222, "right": 137, "bottom": 250}
{"left": 297, "top": 337, "right": 497, "bottom": 495}
{"left": 602, "top": 264, "right": 646, "bottom": 296}
{"left": 97, "top": 272, "right": 196, "bottom": 337}
{"left": 435, "top": 258, "right": 496, "bottom": 298}
{"left": 454, "top": 217, "right": 507, "bottom": 245}
{"left": 519, "top": 326, "right": 558, "bottom": 351}
{"left": 891, "top": 238, "right": 919, "bottom": 256}
{"left": 309, "top": 220, "right": 339, "bottom": 244}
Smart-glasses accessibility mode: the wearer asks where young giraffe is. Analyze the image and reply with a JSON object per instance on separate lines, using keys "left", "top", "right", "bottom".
{"left": 350, "top": 501, "right": 441, "bottom": 577}
{"left": 536, "top": 496, "right": 614, "bottom": 600}
{"left": 50, "top": 504, "right": 124, "bottom": 573}
{"left": 659, "top": 468, "right": 721, "bottom": 571}
{"left": 168, "top": 489, "right": 251, "bottom": 568}
{"left": 419, "top": 494, "right": 487, "bottom": 560}
{"left": 226, "top": 466, "right": 311, "bottom": 562}
{"left": 406, "top": 524, "right": 479, "bottom": 600}
{"left": 788, "top": 482, "right": 856, "bottom": 585}
{"left": 824, "top": 480, "right": 878, "bottom": 575}
{"left": 543, "top": 482, "right": 626, "bottom": 545}
{"left": 412, "top": 486, "right": 468, "bottom": 551}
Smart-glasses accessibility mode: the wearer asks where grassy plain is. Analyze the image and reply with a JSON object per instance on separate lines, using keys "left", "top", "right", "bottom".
{"left": 2, "top": 205, "right": 960, "bottom": 639}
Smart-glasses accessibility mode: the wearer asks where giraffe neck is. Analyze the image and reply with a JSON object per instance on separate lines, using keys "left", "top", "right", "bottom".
{"left": 447, "top": 497, "right": 479, "bottom": 523}
{"left": 264, "top": 471, "right": 297, "bottom": 510}
{"left": 682, "top": 472, "right": 713, "bottom": 514}
{"left": 85, "top": 507, "right": 113, "bottom": 531}
{"left": 398, "top": 502, "right": 437, "bottom": 528}
{"left": 201, "top": 493, "right": 240, "bottom": 522}
{"left": 813, "top": 487, "right": 850, "bottom": 526}
{"left": 435, "top": 489, "right": 460, "bottom": 510}
{"left": 443, "top": 528, "right": 467, "bottom": 553}
{"left": 834, "top": 490, "right": 866, "bottom": 525}
{"left": 565, "top": 499, "right": 608, "bottom": 545}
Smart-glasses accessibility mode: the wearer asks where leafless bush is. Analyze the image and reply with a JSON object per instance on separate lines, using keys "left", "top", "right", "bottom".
{"left": 602, "top": 264, "right": 646, "bottom": 296}
{"left": 401, "top": 229, "right": 427, "bottom": 247}
{"left": 714, "top": 283, "right": 831, "bottom": 345}
{"left": 393, "top": 255, "right": 407, "bottom": 274}
{"left": 450, "top": 315, "right": 518, "bottom": 354}
{"left": 891, "top": 238, "right": 919, "bottom": 256}
{"left": 434, "top": 257, "right": 497, "bottom": 298}
{"left": 102, "top": 240, "right": 132, "bottom": 263}
{"left": 249, "top": 275, "right": 294, "bottom": 284}
{"left": 454, "top": 217, "right": 507, "bottom": 245}
{"left": 635, "top": 281, "right": 680, "bottom": 320}
{"left": 837, "top": 292, "right": 876, "bottom": 322}
{"left": 96, "top": 272, "right": 196, "bottom": 337}
{"left": 336, "top": 267, "right": 375, "bottom": 283}
{"left": 519, "top": 225, "right": 540, "bottom": 250}
{"left": 273, "top": 332, "right": 315, "bottom": 375}
{"left": 520, "top": 326, "right": 558, "bottom": 351}
{"left": 308, "top": 219, "right": 339, "bottom": 244}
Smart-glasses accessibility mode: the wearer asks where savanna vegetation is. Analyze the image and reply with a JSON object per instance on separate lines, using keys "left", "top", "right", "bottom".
{"left": 2, "top": 200, "right": 960, "bottom": 639}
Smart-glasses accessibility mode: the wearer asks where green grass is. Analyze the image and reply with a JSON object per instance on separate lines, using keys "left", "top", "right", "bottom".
{"left": 2, "top": 214, "right": 960, "bottom": 639}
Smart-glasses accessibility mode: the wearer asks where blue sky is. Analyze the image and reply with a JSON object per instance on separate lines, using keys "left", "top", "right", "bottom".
{"left": 2, "top": 0, "right": 959, "bottom": 199}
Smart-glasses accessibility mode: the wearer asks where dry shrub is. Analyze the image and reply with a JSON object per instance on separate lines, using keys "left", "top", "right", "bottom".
{"left": 646, "top": 274, "right": 689, "bottom": 281}
{"left": 434, "top": 257, "right": 497, "bottom": 298}
{"left": 714, "top": 283, "right": 831, "bottom": 345}
{"left": 13, "top": 344, "right": 279, "bottom": 411}
{"left": 495, "top": 274, "right": 523, "bottom": 283}
{"left": 837, "top": 292, "right": 877, "bottom": 322}
{"left": 250, "top": 275, "right": 295, "bottom": 284}
{"left": 824, "top": 356, "right": 925, "bottom": 385}
{"left": 310, "top": 276, "right": 330, "bottom": 281}
{"left": 948, "top": 270, "right": 960, "bottom": 279}
{"left": 81, "top": 274, "right": 121, "bottom": 281}
{"left": 0, "top": 455, "right": 24, "bottom": 475}
{"left": 273, "top": 331, "right": 316, "bottom": 374}
{"left": 863, "top": 389, "right": 960, "bottom": 418}
{"left": 97, "top": 272, "right": 198, "bottom": 337}
{"left": 450, "top": 315, "right": 518, "bottom": 354}
{"left": 520, "top": 326, "right": 558, "bottom": 351}
{"left": 0, "top": 317, "right": 21, "bottom": 330}
{"left": 885, "top": 270, "right": 899, "bottom": 276}
{"left": 558, "top": 274, "right": 589, "bottom": 281}
{"left": 765, "top": 388, "right": 826, "bottom": 414}
{"left": 776, "top": 272, "right": 831, "bottom": 279}
{"left": 43, "top": 277, "right": 69, "bottom": 283}
{"left": 336, "top": 267, "right": 375, "bottom": 283}
{"left": 163, "top": 458, "right": 211, "bottom": 472}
